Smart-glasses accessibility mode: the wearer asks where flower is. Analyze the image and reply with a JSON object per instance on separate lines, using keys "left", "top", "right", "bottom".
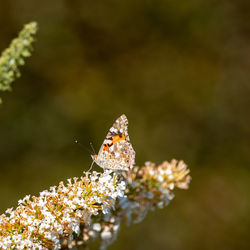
{"left": 0, "top": 170, "right": 125, "bottom": 249}
{"left": 0, "top": 160, "right": 190, "bottom": 250}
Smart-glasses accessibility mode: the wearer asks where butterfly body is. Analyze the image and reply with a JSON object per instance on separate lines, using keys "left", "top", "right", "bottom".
{"left": 91, "top": 114, "right": 135, "bottom": 171}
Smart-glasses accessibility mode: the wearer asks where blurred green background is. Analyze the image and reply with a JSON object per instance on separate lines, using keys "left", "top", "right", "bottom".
{"left": 1, "top": 0, "right": 250, "bottom": 249}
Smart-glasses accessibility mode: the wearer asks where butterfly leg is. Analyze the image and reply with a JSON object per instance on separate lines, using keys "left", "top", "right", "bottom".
{"left": 87, "top": 160, "right": 95, "bottom": 172}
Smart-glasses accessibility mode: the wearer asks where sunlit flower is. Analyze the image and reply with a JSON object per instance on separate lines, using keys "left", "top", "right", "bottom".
{"left": 0, "top": 160, "right": 190, "bottom": 250}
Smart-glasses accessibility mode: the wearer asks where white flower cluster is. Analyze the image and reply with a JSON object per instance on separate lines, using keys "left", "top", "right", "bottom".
{"left": 118, "top": 160, "right": 191, "bottom": 225}
{"left": 79, "top": 160, "right": 191, "bottom": 250}
{"left": 82, "top": 214, "right": 122, "bottom": 250}
{"left": 0, "top": 170, "right": 126, "bottom": 249}
{"left": 0, "top": 160, "right": 190, "bottom": 250}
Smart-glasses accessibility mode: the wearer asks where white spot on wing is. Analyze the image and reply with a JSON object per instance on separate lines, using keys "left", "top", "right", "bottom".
{"left": 105, "top": 139, "right": 112, "bottom": 144}
{"left": 110, "top": 127, "right": 118, "bottom": 133}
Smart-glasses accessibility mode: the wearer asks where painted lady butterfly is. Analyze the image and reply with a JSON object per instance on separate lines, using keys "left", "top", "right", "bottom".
{"left": 91, "top": 114, "right": 135, "bottom": 171}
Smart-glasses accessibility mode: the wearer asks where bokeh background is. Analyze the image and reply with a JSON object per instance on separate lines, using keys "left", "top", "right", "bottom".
{"left": 1, "top": 1, "right": 250, "bottom": 249}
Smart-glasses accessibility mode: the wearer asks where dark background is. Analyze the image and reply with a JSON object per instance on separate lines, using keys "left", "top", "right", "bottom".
{"left": 0, "top": 1, "right": 250, "bottom": 249}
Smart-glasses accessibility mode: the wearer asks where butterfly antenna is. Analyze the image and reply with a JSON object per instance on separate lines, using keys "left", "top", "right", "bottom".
{"left": 75, "top": 139, "right": 92, "bottom": 154}
{"left": 90, "top": 142, "right": 96, "bottom": 155}
{"left": 75, "top": 140, "right": 96, "bottom": 173}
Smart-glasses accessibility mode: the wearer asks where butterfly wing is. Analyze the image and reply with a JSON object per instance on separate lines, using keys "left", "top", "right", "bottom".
{"left": 95, "top": 114, "right": 135, "bottom": 170}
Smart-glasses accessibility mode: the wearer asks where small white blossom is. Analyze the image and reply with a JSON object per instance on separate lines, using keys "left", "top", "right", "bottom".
{"left": 93, "top": 223, "right": 101, "bottom": 232}
{"left": 101, "top": 231, "right": 112, "bottom": 239}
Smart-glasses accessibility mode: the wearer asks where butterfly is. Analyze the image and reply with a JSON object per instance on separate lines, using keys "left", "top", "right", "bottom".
{"left": 91, "top": 114, "right": 135, "bottom": 171}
